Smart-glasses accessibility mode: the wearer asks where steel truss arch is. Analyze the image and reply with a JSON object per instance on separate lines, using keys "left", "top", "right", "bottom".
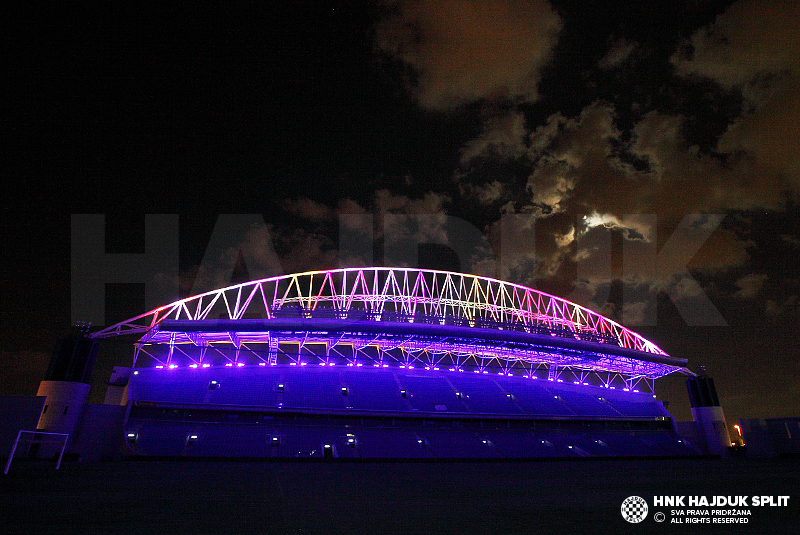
{"left": 90, "top": 267, "right": 685, "bottom": 381}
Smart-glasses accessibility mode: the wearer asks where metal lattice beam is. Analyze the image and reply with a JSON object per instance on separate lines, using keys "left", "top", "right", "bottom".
{"left": 90, "top": 268, "right": 684, "bottom": 378}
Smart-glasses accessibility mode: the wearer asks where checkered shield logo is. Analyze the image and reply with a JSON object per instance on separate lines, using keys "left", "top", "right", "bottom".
{"left": 621, "top": 496, "right": 648, "bottom": 523}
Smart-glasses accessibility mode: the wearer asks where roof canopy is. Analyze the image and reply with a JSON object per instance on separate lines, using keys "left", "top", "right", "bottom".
{"left": 91, "top": 268, "right": 686, "bottom": 378}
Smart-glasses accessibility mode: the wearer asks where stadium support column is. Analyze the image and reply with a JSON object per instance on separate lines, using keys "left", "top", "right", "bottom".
{"left": 686, "top": 374, "right": 731, "bottom": 456}
{"left": 103, "top": 367, "right": 131, "bottom": 405}
{"left": 36, "top": 323, "right": 99, "bottom": 455}
{"left": 269, "top": 336, "right": 278, "bottom": 365}
{"left": 548, "top": 364, "right": 559, "bottom": 381}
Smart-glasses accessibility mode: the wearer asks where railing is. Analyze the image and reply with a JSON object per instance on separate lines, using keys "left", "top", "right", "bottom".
{"left": 4, "top": 430, "right": 69, "bottom": 475}
{"left": 269, "top": 306, "right": 621, "bottom": 346}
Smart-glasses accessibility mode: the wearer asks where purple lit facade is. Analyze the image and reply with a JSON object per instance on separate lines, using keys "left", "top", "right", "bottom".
{"left": 93, "top": 268, "right": 687, "bottom": 392}
{"left": 94, "top": 269, "right": 697, "bottom": 459}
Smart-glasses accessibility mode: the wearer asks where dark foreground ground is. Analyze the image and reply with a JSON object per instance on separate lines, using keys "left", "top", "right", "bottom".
{"left": 1, "top": 457, "right": 798, "bottom": 534}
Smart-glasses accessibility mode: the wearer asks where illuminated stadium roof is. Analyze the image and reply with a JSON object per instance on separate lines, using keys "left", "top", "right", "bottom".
{"left": 91, "top": 268, "right": 688, "bottom": 383}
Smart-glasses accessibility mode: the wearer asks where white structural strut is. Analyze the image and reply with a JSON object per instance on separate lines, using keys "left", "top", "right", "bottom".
{"left": 90, "top": 268, "right": 685, "bottom": 386}
{"left": 91, "top": 267, "right": 666, "bottom": 354}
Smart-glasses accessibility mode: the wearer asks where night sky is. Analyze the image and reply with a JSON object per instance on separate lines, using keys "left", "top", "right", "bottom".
{"left": 4, "top": 1, "right": 799, "bottom": 426}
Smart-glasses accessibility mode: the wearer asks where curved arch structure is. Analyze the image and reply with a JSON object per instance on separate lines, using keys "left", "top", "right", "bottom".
{"left": 91, "top": 268, "right": 687, "bottom": 388}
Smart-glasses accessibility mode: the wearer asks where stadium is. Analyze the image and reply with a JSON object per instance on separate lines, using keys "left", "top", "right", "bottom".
{"left": 73, "top": 268, "right": 706, "bottom": 460}
{"left": 4, "top": 268, "right": 799, "bottom": 534}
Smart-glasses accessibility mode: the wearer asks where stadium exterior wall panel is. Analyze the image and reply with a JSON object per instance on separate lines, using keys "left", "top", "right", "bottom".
{"left": 122, "top": 365, "right": 694, "bottom": 459}
{"left": 127, "top": 365, "right": 668, "bottom": 419}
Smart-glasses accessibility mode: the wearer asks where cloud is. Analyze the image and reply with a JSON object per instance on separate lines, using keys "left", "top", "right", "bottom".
{"left": 187, "top": 216, "right": 284, "bottom": 295}
{"left": 300, "top": 0, "right": 800, "bottom": 314}
{"left": 455, "top": 0, "right": 799, "bottom": 250}
{"left": 282, "top": 197, "right": 337, "bottom": 222}
{"left": 526, "top": 102, "right": 632, "bottom": 218}
{"left": 373, "top": 190, "right": 498, "bottom": 272}
{"left": 598, "top": 38, "right": 638, "bottom": 70}
{"left": 478, "top": 1, "right": 800, "bottom": 283}
{"left": 491, "top": 99, "right": 756, "bottom": 322}
{"left": 459, "top": 110, "right": 528, "bottom": 165}
{"left": 456, "top": 101, "right": 743, "bottom": 310}
{"left": 273, "top": 227, "right": 339, "bottom": 275}
{"left": 523, "top": 97, "right": 788, "bottom": 230}
{"left": 375, "top": 0, "right": 561, "bottom": 109}
{"left": 672, "top": 0, "right": 800, "bottom": 88}
{"left": 475, "top": 180, "right": 506, "bottom": 204}
{"left": 479, "top": 213, "right": 539, "bottom": 287}
{"left": 374, "top": 188, "right": 451, "bottom": 215}
{"left": 765, "top": 294, "right": 800, "bottom": 316}
{"left": 718, "top": 86, "right": 800, "bottom": 185}
{"left": 673, "top": 0, "right": 800, "bottom": 186}
{"left": 735, "top": 273, "right": 767, "bottom": 299}
{"left": 279, "top": 191, "right": 480, "bottom": 270}
{"left": 368, "top": 0, "right": 800, "bottom": 326}
{"left": 620, "top": 299, "right": 649, "bottom": 327}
